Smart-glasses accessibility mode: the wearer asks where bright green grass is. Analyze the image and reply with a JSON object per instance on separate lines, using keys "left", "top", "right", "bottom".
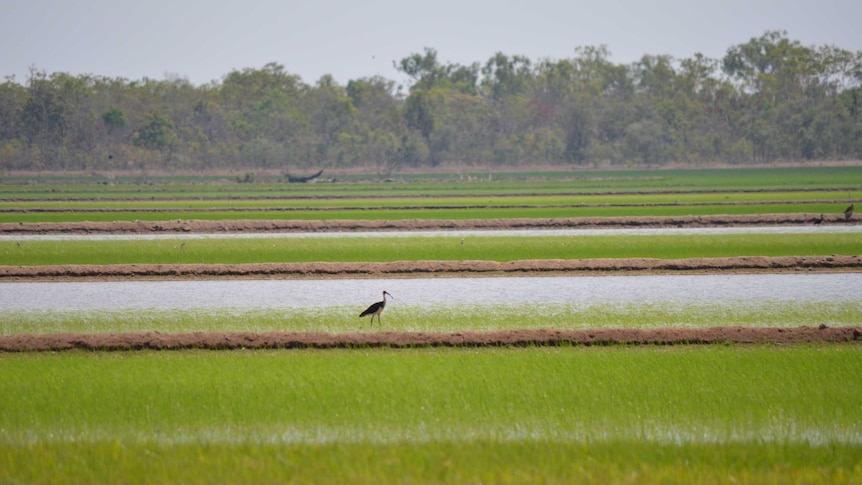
{"left": 1, "top": 346, "right": 860, "bottom": 483}
{"left": 0, "top": 190, "right": 852, "bottom": 209}
{"left": 3, "top": 166, "right": 861, "bottom": 196}
{"left": 2, "top": 232, "right": 860, "bottom": 265}
{"left": 0, "top": 204, "right": 850, "bottom": 223}
{"left": 3, "top": 301, "right": 861, "bottom": 335}
{"left": 4, "top": 440, "right": 858, "bottom": 485}
{"left": 1, "top": 166, "right": 858, "bottom": 225}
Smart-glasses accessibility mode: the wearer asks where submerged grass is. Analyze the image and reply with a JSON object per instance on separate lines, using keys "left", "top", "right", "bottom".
{"left": 1, "top": 346, "right": 861, "bottom": 483}
{"left": 3, "top": 232, "right": 860, "bottom": 265}
{"left": 3, "top": 301, "right": 861, "bottom": 335}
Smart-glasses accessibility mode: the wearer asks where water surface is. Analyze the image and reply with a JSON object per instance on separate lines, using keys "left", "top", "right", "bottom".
{"left": 2, "top": 273, "right": 859, "bottom": 312}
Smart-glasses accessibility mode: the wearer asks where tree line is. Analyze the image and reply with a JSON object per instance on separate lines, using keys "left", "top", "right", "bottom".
{"left": 1, "top": 31, "right": 860, "bottom": 174}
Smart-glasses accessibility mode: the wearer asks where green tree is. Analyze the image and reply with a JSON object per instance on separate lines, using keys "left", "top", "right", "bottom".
{"left": 132, "top": 112, "right": 176, "bottom": 152}
{"left": 0, "top": 80, "right": 26, "bottom": 139}
{"left": 481, "top": 53, "right": 532, "bottom": 100}
{"left": 403, "top": 90, "right": 437, "bottom": 165}
{"left": 306, "top": 75, "right": 355, "bottom": 164}
{"left": 1, "top": 34, "right": 860, "bottom": 172}
{"left": 102, "top": 106, "right": 126, "bottom": 134}
{"left": 19, "top": 69, "right": 95, "bottom": 169}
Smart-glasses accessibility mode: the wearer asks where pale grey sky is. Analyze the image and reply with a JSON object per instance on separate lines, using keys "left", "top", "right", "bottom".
{"left": 2, "top": 0, "right": 860, "bottom": 87}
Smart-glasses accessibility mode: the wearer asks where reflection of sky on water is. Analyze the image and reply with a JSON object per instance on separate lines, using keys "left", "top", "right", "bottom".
{"left": 3, "top": 273, "right": 860, "bottom": 312}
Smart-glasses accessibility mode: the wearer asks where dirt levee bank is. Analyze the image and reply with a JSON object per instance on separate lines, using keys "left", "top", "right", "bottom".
{"left": 2, "top": 255, "right": 860, "bottom": 281}
{"left": 1, "top": 326, "right": 859, "bottom": 352}
{"left": 1, "top": 213, "right": 858, "bottom": 235}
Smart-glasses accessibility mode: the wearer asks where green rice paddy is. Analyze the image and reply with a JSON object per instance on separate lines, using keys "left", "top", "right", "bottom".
{"left": 2, "top": 166, "right": 861, "bottom": 483}
{"left": 1, "top": 166, "right": 859, "bottom": 223}
{"left": 3, "top": 232, "right": 860, "bottom": 265}
{"left": 1, "top": 346, "right": 861, "bottom": 483}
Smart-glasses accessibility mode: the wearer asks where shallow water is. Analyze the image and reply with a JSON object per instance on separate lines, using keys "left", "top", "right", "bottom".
{"left": 2, "top": 273, "right": 859, "bottom": 312}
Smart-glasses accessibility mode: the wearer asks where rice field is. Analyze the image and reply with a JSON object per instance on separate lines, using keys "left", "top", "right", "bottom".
{"left": 3, "top": 300, "right": 862, "bottom": 335}
{"left": 1, "top": 166, "right": 861, "bottom": 483}
{"left": 2, "top": 346, "right": 861, "bottom": 483}
{"left": 1, "top": 166, "right": 859, "bottom": 223}
{"left": 3, "top": 232, "right": 861, "bottom": 265}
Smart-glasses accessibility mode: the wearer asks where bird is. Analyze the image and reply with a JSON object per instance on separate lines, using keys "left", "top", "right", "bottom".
{"left": 844, "top": 203, "right": 854, "bottom": 221}
{"left": 813, "top": 214, "right": 824, "bottom": 225}
{"left": 359, "top": 291, "right": 392, "bottom": 326}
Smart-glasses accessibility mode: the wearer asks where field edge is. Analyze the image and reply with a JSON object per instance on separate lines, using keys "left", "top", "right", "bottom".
{"left": 2, "top": 326, "right": 860, "bottom": 352}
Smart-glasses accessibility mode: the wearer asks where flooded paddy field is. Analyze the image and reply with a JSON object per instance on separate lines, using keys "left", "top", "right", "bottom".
{"left": 2, "top": 215, "right": 859, "bottom": 350}
{"left": 2, "top": 273, "right": 860, "bottom": 351}
{"left": 2, "top": 273, "right": 860, "bottom": 312}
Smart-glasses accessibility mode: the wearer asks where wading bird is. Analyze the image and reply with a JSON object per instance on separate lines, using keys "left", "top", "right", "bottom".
{"left": 813, "top": 214, "right": 824, "bottom": 225}
{"left": 845, "top": 203, "right": 855, "bottom": 221}
{"left": 359, "top": 291, "right": 393, "bottom": 325}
